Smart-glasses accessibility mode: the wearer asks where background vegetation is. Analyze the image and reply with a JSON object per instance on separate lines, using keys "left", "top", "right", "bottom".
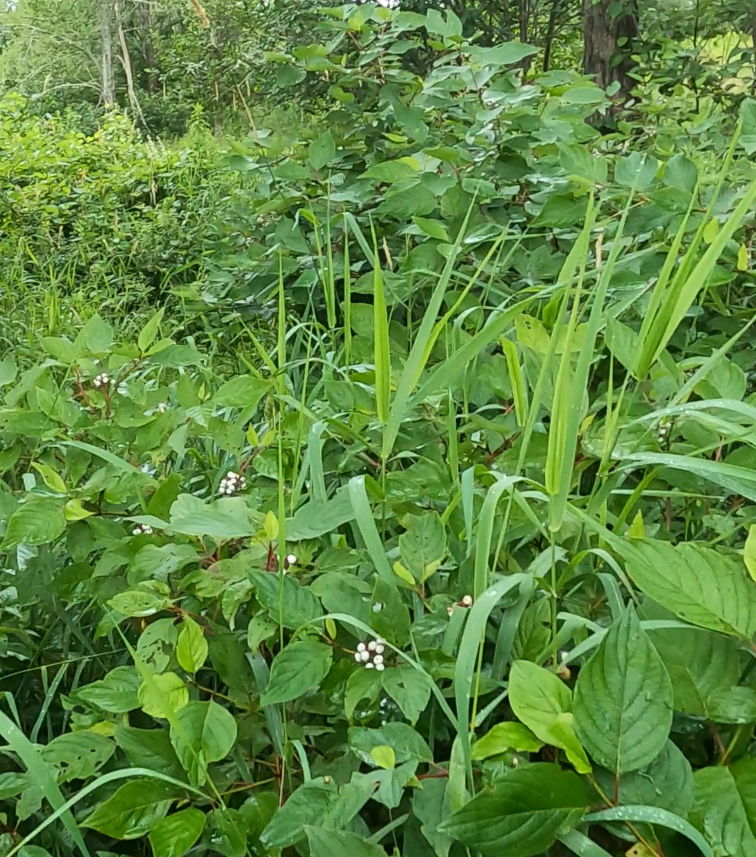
{"left": 0, "top": 1, "right": 755, "bottom": 856}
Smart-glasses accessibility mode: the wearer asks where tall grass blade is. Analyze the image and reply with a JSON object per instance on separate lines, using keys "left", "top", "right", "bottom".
{"left": 0, "top": 708, "right": 90, "bottom": 857}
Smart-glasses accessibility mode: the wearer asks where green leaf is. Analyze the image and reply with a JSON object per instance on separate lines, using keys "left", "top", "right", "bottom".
{"left": 30, "top": 462, "right": 66, "bottom": 494}
{"left": 176, "top": 617, "right": 208, "bottom": 674}
{"left": 745, "top": 525, "right": 756, "bottom": 584}
{"left": 467, "top": 42, "right": 539, "bottom": 66}
{"left": 170, "top": 701, "right": 237, "bottom": 786}
{"left": 614, "top": 151, "right": 658, "bottom": 190}
{"left": 287, "top": 487, "right": 356, "bottom": 540}
{"left": 109, "top": 590, "right": 173, "bottom": 618}
{"left": 593, "top": 740, "right": 693, "bottom": 818}
{"left": 664, "top": 153, "right": 698, "bottom": 193}
{"left": 573, "top": 607, "right": 672, "bottom": 773}
{"left": 691, "top": 758, "right": 756, "bottom": 857}
{"left": 41, "top": 732, "right": 114, "bottom": 783}
{"left": 532, "top": 194, "right": 589, "bottom": 228}
{"left": 0, "top": 355, "right": 17, "bottom": 386}
{"left": 398, "top": 512, "right": 446, "bottom": 582}
{"left": 2, "top": 495, "right": 66, "bottom": 549}
{"left": 138, "top": 308, "right": 165, "bottom": 353}
{"left": 439, "top": 763, "right": 588, "bottom": 856}
{"left": 370, "top": 745, "right": 395, "bottom": 769}
{"left": 644, "top": 600, "right": 741, "bottom": 717}
{"left": 138, "top": 672, "right": 189, "bottom": 719}
{"left": 168, "top": 495, "right": 254, "bottom": 540}
{"left": 308, "top": 130, "right": 336, "bottom": 170}
{"left": 149, "top": 808, "right": 205, "bottom": 857}
{"left": 260, "top": 641, "right": 333, "bottom": 705}
{"left": 306, "top": 827, "right": 387, "bottom": 857}
{"left": 211, "top": 375, "right": 270, "bottom": 409}
{"left": 471, "top": 722, "right": 543, "bottom": 760}
{"left": 349, "top": 722, "right": 432, "bottom": 766}
{"left": 382, "top": 664, "right": 432, "bottom": 724}
{"left": 82, "top": 779, "right": 176, "bottom": 839}
{"left": 622, "top": 540, "right": 756, "bottom": 639}
{"left": 77, "top": 666, "right": 140, "bottom": 713}
{"left": 261, "top": 777, "right": 369, "bottom": 849}
{"left": 81, "top": 314, "right": 114, "bottom": 354}
{"left": 249, "top": 570, "right": 321, "bottom": 629}
{"left": 508, "top": 660, "right": 590, "bottom": 773}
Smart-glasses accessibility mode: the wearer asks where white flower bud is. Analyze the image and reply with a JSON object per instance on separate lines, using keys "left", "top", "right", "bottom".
{"left": 462, "top": 595, "right": 473, "bottom": 607}
{"left": 375, "top": 663, "right": 385, "bottom": 671}
{"left": 374, "top": 655, "right": 383, "bottom": 665}
{"left": 286, "top": 554, "right": 298, "bottom": 566}
{"left": 357, "top": 643, "right": 366, "bottom": 653}
{"left": 365, "top": 662, "right": 374, "bottom": 669}
{"left": 368, "top": 641, "right": 377, "bottom": 652}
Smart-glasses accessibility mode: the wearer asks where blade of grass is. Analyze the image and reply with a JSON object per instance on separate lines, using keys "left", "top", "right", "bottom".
{"left": 0, "top": 707, "right": 91, "bottom": 857}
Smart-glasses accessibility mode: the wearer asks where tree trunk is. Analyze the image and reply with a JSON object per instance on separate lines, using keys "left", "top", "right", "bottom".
{"left": 99, "top": 0, "right": 115, "bottom": 107}
{"left": 582, "top": 0, "right": 638, "bottom": 99}
{"left": 543, "top": 0, "right": 563, "bottom": 72}
{"left": 114, "top": 0, "right": 145, "bottom": 125}
{"left": 139, "top": 0, "right": 158, "bottom": 93}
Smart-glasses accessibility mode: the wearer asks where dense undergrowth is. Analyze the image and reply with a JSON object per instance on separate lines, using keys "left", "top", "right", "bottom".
{"left": 2, "top": 5, "right": 756, "bottom": 857}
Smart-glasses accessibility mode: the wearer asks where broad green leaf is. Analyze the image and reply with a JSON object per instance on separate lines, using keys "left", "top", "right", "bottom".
{"left": 382, "top": 664, "right": 432, "bottom": 724}
{"left": 574, "top": 608, "right": 673, "bottom": 773}
{"left": 306, "top": 827, "right": 387, "bottom": 857}
{"left": 114, "top": 726, "right": 184, "bottom": 779}
{"left": 349, "top": 722, "right": 432, "bottom": 766}
{"left": 138, "top": 672, "right": 188, "bottom": 719}
{"left": 41, "top": 732, "right": 114, "bottom": 783}
{"left": 287, "top": 487, "right": 356, "bottom": 540}
{"left": 30, "top": 462, "right": 66, "bottom": 493}
{"left": 593, "top": 740, "right": 693, "bottom": 818}
{"left": 260, "top": 641, "right": 333, "bottom": 705}
{"left": 176, "top": 617, "right": 208, "bottom": 674}
{"left": 109, "top": 590, "right": 173, "bottom": 618}
{"left": 260, "top": 777, "right": 367, "bottom": 848}
{"left": 643, "top": 600, "right": 741, "bottom": 716}
{"left": 0, "top": 355, "right": 17, "bottom": 386}
{"left": 398, "top": 512, "right": 446, "bottom": 582}
{"left": 508, "top": 660, "right": 590, "bottom": 773}
{"left": 308, "top": 130, "right": 336, "bottom": 170}
{"left": 691, "top": 758, "right": 756, "bottom": 856}
{"left": 2, "top": 495, "right": 66, "bottom": 549}
{"left": 370, "top": 745, "right": 395, "bottom": 769}
{"left": 249, "top": 570, "right": 321, "bottom": 629}
{"left": 138, "top": 308, "right": 165, "bottom": 353}
{"left": 168, "top": 495, "right": 254, "bottom": 540}
{"left": 211, "top": 374, "right": 270, "bottom": 409}
{"left": 170, "top": 701, "right": 237, "bottom": 786}
{"left": 82, "top": 779, "right": 176, "bottom": 839}
{"left": 471, "top": 722, "right": 543, "bottom": 760}
{"left": 439, "top": 763, "right": 588, "bottom": 856}
{"left": 149, "top": 808, "right": 205, "bottom": 857}
{"left": 622, "top": 540, "right": 756, "bottom": 639}
{"left": 77, "top": 666, "right": 141, "bottom": 713}
{"left": 208, "top": 807, "right": 247, "bottom": 857}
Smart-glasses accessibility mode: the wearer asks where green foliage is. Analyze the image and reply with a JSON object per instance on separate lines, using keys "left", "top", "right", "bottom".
{"left": 1, "top": 6, "right": 756, "bottom": 857}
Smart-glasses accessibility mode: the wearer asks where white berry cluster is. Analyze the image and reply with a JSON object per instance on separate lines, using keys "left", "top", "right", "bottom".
{"left": 447, "top": 595, "right": 473, "bottom": 615}
{"left": 657, "top": 420, "right": 671, "bottom": 445}
{"left": 219, "top": 471, "right": 247, "bottom": 496}
{"left": 92, "top": 373, "right": 111, "bottom": 388}
{"left": 354, "top": 638, "right": 386, "bottom": 671}
{"left": 132, "top": 524, "right": 153, "bottom": 535}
